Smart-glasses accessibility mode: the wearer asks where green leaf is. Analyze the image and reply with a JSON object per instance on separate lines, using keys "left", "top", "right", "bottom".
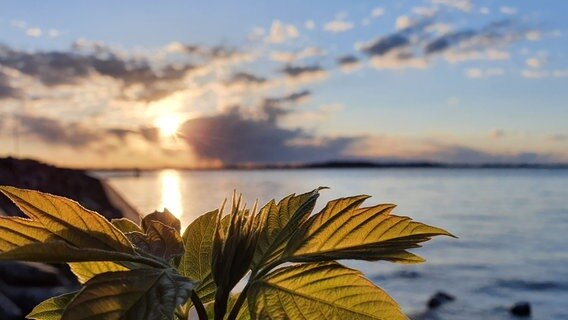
{"left": 0, "top": 186, "right": 135, "bottom": 263}
{"left": 251, "top": 188, "right": 322, "bottom": 272}
{"left": 112, "top": 218, "right": 143, "bottom": 233}
{"left": 248, "top": 262, "right": 407, "bottom": 320}
{"left": 27, "top": 292, "right": 77, "bottom": 320}
{"left": 69, "top": 261, "right": 129, "bottom": 284}
{"left": 284, "top": 196, "right": 453, "bottom": 263}
{"left": 179, "top": 210, "right": 217, "bottom": 281}
{"left": 205, "top": 294, "right": 250, "bottom": 320}
{"left": 179, "top": 210, "right": 219, "bottom": 304}
{"left": 62, "top": 268, "right": 196, "bottom": 320}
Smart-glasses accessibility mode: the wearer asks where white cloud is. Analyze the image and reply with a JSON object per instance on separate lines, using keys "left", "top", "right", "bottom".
{"left": 265, "top": 20, "right": 299, "bottom": 44}
{"left": 26, "top": 28, "right": 42, "bottom": 37}
{"left": 500, "top": 6, "right": 518, "bottom": 15}
{"left": 525, "top": 30, "right": 541, "bottom": 41}
{"left": 371, "top": 7, "right": 385, "bottom": 18}
{"left": 305, "top": 20, "right": 315, "bottom": 30}
{"left": 525, "top": 57, "right": 542, "bottom": 69}
{"left": 248, "top": 27, "right": 265, "bottom": 40}
{"left": 465, "top": 68, "right": 504, "bottom": 78}
{"left": 270, "top": 47, "right": 325, "bottom": 63}
{"left": 521, "top": 69, "right": 549, "bottom": 79}
{"left": 431, "top": 0, "right": 473, "bottom": 12}
{"left": 48, "top": 29, "right": 59, "bottom": 38}
{"left": 479, "top": 7, "right": 490, "bottom": 14}
{"left": 395, "top": 16, "right": 411, "bottom": 30}
{"left": 324, "top": 19, "right": 354, "bottom": 33}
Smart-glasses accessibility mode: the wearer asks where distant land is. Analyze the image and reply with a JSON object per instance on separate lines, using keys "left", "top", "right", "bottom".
{"left": 2, "top": 157, "right": 567, "bottom": 172}
{"left": 85, "top": 159, "right": 568, "bottom": 171}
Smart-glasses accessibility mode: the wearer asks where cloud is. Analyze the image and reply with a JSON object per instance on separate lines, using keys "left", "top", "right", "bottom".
{"left": 26, "top": 28, "right": 42, "bottom": 37}
{"left": 490, "top": 129, "right": 505, "bottom": 139}
{"left": 0, "top": 70, "right": 20, "bottom": 99}
{"left": 525, "top": 57, "right": 543, "bottom": 68}
{"left": 223, "top": 72, "right": 268, "bottom": 90}
{"left": 521, "top": 69, "right": 568, "bottom": 79}
{"left": 261, "top": 90, "right": 312, "bottom": 123}
{"left": 431, "top": 0, "right": 472, "bottom": 12}
{"left": 500, "top": 6, "right": 518, "bottom": 15}
{"left": 548, "top": 134, "right": 568, "bottom": 142}
{"left": 337, "top": 55, "right": 361, "bottom": 73}
{"left": 358, "top": 17, "right": 529, "bottom": 70}
{"left": 0, "top": 44, "right": 197, "bottom": 102}
{"left": 265, "top": 20, "right": 299, "bottom": 44}
{"left": 178, "top": 106, "right": 354, "bottom": 164}
{"left": 305, "top": 20, "right": 315, "bottom": 30}
{"left": 324, "top": 19, "right": 354, "bottom": 33}
{"left": 371, "top": 8, "right": 385, "bottom": 18}
{"left": 465, "top": 68, "right": 504, "bottom": 78}
{"left": 281, "top": 64, "right": 328, "bottom": 83}
{"left": 269, "top": 47, "right": 325, "bottom": 63}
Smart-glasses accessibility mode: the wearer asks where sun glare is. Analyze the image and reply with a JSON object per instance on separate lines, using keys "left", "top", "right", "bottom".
{"left": 154, "top": 115, "right": 183, "bottom": 137}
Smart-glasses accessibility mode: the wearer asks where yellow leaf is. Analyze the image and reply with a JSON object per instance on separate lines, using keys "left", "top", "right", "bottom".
{"left": 69, "top": 261, "right": 129, "bottom": 284}
{"left": 248, "top": 262, "right": 407, "bottom": 320}
{"left": 27, "top": 292, "right": 76, "bottom": 320}
{"left": 0, "top": 186, "right": 134, "bottom": 255}
{"left": 251, "top": 189, "right": 321, "bottom": 272}
{"left": 285, "top": 196, "right": 454, "bottom": 263}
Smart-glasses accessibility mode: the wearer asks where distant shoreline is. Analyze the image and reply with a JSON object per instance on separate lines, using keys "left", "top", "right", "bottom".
{"left": 86, "top": 160, "right": 568, "bottom": 172}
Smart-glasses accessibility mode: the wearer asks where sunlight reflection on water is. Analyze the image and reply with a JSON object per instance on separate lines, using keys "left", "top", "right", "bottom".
{"left": 158, "top": 169, "right": 183, "bottom": 218}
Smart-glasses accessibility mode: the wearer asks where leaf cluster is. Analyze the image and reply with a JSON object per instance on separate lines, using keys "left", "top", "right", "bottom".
{"left": 0, "top": 185, "right": 454, "bottom": 320}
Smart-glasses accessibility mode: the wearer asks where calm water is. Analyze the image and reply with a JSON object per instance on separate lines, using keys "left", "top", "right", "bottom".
{"left": 95, "top": 169, "right": 568, "bottom": 319}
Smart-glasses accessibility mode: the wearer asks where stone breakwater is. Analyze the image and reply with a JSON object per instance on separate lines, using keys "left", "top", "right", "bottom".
{"left": 0, "top": 157, "right": 139, "bottom": 319}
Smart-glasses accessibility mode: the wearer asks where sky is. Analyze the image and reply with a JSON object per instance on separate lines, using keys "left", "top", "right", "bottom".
{"left": 0, "top": 0, "right": 567, "bottom": 168}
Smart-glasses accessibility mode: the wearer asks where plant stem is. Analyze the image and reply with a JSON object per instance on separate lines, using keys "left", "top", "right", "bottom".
{"left": 227, "top": 283, "right": 250, "bottom": 320}
{"left": 191, "top": 291, "right": 208, "bottom": 320}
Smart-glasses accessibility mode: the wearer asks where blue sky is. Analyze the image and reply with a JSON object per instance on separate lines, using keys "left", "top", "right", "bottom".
{"left": 0, "top": 0, "right": 567, "bottom": 168}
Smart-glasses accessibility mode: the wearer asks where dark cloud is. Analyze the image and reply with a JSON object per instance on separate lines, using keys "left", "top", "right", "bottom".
{"left": 0, "top": 71, "right": 20, "bottom": 99}
{"left": 224, "top": 72, "right": 267, "bottom": 87}
{"left": 10, "top": 114, "right": 101, "bottom": 147}
{"left": 361, "top": 34, "right": 412, "bottom": 57}
{"left": 424, "top": 20, "right": 521, "bottom": 55}
{"left": 281, "top": 64, "right": 326, "bottom": 79}
{"left": 179, "top": 106, "right": 354, "bottom": 164}
{"left": 262, "top": 90, "right": 312, "bottom": 123}
{"left": 2, "top": 114, "right": 159, "bottom": 151}
{"left": 358, "top": 17, "right": 529, "bottom": 68}
{"left": 166, "top": 42, "right": 248, "bottom": 62}
{"left": 0, "top": 44, "right": 195, "bottom": 101}
{"left": 337, "top": 55, "right": 360, "bottom": 66}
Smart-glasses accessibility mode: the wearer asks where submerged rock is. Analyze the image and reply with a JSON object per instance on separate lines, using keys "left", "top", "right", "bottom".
{"left": 510, "top": 302, "right": 531, "bottom": 317}
{"left": 427, "top": 291, "right": 456, "bottom": 309}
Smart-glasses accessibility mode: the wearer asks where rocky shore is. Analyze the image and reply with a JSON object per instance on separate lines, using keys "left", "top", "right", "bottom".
{"left": 0, "top": 157, "right": 140, "bottom": 319}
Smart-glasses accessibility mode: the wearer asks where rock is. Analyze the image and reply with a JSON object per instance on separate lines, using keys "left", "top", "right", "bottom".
{"left": 0, "top": 157, "right": 141, "bottom": 319}
{"left": 0, "top": 291, "right": 22, "bottom": 320}
{"left": 510, "top": 302, "right": 531, "bottom": 317}
{"left": 427, "top": 291, "right": 456, "bottom": 309}
{"left": 0, "top": 157, "right": 139, "bottom": 221}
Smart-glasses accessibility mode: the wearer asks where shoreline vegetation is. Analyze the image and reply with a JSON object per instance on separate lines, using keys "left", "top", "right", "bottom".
{"left": 3, "top": 157, "right": 567, "bottom": 173}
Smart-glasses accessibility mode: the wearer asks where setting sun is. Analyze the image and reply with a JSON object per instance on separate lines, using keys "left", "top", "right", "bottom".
{"left": 154, "top": 115, "right": 183, "bottom": 137}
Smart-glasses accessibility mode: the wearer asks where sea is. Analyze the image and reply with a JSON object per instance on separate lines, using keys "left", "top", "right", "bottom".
{"left": 94, "top": 168, "right": 568, "bottom": 319}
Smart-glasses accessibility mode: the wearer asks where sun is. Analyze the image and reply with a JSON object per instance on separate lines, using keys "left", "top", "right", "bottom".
{"left": 154, "top": 115, "right": 183, "bottom": 137}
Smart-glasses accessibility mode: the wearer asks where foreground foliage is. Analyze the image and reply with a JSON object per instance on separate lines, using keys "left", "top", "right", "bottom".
{"left": 0, "top": 185, "right": 453, "bottom": 320}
